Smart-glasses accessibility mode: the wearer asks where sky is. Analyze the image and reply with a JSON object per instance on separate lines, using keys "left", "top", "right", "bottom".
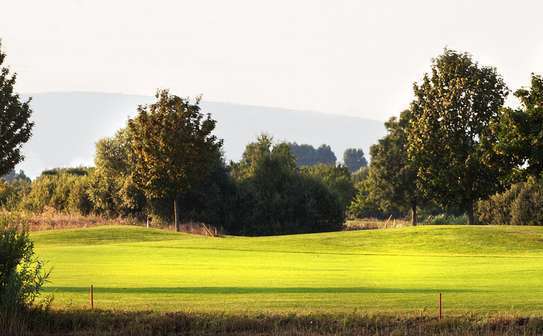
{"left": 1, "top": 0, "right": 542, "bottom": 121}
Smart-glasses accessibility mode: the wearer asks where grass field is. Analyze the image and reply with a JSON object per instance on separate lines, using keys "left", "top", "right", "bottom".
{"left": 32, "top": 225, "right": 543, "bottom": 315}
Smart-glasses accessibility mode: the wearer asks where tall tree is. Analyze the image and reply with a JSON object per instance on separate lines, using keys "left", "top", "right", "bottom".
{"left": 0, "top": 43, "right": 34, "bottom": 176}
{"left": 128, "top": 90, "right": 223, "bottom": 231}
{"left": 368, "top": 110, "right": 420, "bottom": 224}
{"left": 343, "top": 148, "right": 367, "bottom": 173}
{"left": 407, "top": 49, "right": 509, "bottom": 224}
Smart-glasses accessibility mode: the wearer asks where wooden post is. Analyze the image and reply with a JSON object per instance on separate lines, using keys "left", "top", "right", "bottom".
{"left": 438, "top": 293, "right": 442, "bottom": 320}
{"left": 90, "top": 285, "right": 94, "bottom": 310}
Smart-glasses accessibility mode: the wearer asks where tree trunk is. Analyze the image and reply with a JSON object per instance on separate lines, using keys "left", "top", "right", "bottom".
{"left": 411, "top": 201, "right": 417, "bottom": 226}
{"left": 467, "top": 201, "right": 475, "bottom": 225}
{"left": 173, "top": 198, "right": 179, "bottom": 232}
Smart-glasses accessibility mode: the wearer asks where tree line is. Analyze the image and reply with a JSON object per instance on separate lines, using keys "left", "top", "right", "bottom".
{"left": 2, "top": 45, "right": 543, "bottom": 231}
{"left": 350, "top": 49, "right": 543, "bottom": 225}
{"left": 0, "top": 88, "right": 366, "bottom": 235}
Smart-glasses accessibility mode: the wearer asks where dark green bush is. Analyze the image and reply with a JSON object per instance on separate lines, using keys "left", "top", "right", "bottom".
{"left": 302, "top": 164, "right": 355, "bottom": 212}
{"left": 228, "top": 136, "right": 344, "bottom": 235}
{"left": 477, "top": 177, "right": 543, "bottom": 225}
{"left": 0, "top": 213, "right": 50, "bottom": 324}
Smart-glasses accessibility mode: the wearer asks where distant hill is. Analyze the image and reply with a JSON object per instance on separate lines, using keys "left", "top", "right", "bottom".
{"left": 18, "top": 92, "right": 386, "bottom": 178}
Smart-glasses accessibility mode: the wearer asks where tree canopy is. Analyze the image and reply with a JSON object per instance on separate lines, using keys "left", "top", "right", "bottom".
{"left": 407, "top": 49, "right": 510, "bottom": 224}
{"left": 0, "top": 43, "right": 33, "bottom": 176}
{"left": 287, "top": 143, "right": 336, "bottom": 167}
{"left": 496, "top": 74, "right": 543, "bottom": 178}
{"left": 343, "top": 148, "right": 367, "bottom": 173}
{"left": 128, "top": 90, "right": 223, "bottom": 230}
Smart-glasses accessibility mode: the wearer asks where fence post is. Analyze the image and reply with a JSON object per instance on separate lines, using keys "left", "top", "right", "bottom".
{"left": 438, "top": 293, "right": 442, "bottom": 320}
{"left": 90, "top": 285, "right": 94, "bottom": 310}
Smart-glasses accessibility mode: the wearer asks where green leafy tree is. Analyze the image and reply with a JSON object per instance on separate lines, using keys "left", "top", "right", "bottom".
{"left": 407, "top": 49, "right": 510, "bottom": 224}
{"left": 496, "top": 74, "right": 543, "bottom": 178}
{"left": 343, "top": 148, "right": 367, "bottom": 173}
{"left": 368, "top": 110, "right": 420, "bottom": 224}
{"left": 0, "top": 43, "right": 34, "bottom": 176}
{"left": 348, "top": 174, "right": 382, "bottom": 219}
{"left": 88, "top": 128, "right": 145, "bottom": 217}
{"left": 302, "top": 164, "right": 355, "bottom": 211}
{"left": 230, "top": 135, "right": 343, "bottom": 235}
{"left": 128, "top": 90, "right": 223, "bottom": 231}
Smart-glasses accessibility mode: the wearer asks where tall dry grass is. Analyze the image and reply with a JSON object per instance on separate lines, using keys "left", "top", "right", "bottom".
{"left": 5, "top": 310, "right": 543, "bottom": 336}
{"left": 345, "top": 218, "right": 411, "bottom": 231}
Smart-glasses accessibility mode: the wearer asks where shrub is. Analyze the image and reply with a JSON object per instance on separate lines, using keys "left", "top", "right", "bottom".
{"left": 510, "top": 180, "right": 543, "bottom": 225}
{"left": 0, "top": 212, "right": 50, "bottom": 329}
{"left": 0, "top": 178, "right": 31, "bottom": 211}
{"left": 477, "top": 177, "right": 543, "bottom": 225}
{"left": 23, "top": 169, "right": 93, "bottom": 215}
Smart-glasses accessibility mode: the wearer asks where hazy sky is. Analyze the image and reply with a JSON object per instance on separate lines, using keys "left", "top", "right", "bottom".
{"left": 1, "top": 0, "right": 542, "bottom": 120}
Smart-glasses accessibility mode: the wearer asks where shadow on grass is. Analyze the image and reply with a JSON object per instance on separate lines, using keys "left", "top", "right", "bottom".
{"left": 43, "top": 286, "right": 483, "bottom": 294}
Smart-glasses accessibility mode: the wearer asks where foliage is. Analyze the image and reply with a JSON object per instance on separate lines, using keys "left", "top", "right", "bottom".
{"left": 23, "top": 169, "right": 93, "bottom": 215}
{"left": 351, "top": 166, "right": 369, "bottom": 184}
{"left": 342, "top": 148, "right": 367, "bottom": 173}
{"left": 87, "top": 128, "right": 145, "bottom": 217}
{"left": 302, "top": 164, "right": 355, "bottom": 211}
{"left": 496, "top": 74, "right": 543, "bottom": 178}
{"left": 128, "top": 90, "right": 223, "bottom": 229}
{"left": 230, "top": 135, "right": 344, "bottom": 235}
{"left": 287, "top": 143, "right": 336, "bottom": 167}
{"left": 0, "top": 171, "right": 31, "bottom": 211}
{"left": 347, "top": 172, "right": 383, "bottom": 219}
{"left": 477, "top": 177, "right": 543, "bottom": 225}
{"left": 0, "top": 213, "right": 49, "bottom": 316}
{"left": 2, "top": 170, "right": 30, "bottom": 183}
{"left": 366, "top": 110, "right": 420, "bottom": 224}
{"left": 407, "top": 49, "right": 511, "bottom": 224}
{"left": 0, "top": 43, "right": 34, "bottom": 177}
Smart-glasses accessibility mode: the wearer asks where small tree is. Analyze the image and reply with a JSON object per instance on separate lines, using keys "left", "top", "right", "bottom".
{"left": 368, "top": 110, "right": 420, "bottom": 225}
{"left": 128, "top": 90, "right": 223, "bottom": 231}
{"left": 0, "top": 43, "right": 34, "bottom": 176}
{"left": 343, "top": 148, "right": 367, "bottom": 173}
{"left": 407, "top": 49, "right": 509, "bottom": 224}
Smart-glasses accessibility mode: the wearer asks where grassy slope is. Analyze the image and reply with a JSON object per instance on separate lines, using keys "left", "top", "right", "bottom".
{"left": 33, "top": 225, "right": 543, "bottom": 314}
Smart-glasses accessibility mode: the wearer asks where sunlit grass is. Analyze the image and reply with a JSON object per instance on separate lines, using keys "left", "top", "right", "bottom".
{"left": 33, "top": 225, "right": 543, "bottom": 314}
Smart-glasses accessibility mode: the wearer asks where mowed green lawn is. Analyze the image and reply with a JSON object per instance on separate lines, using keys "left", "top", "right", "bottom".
{"left": 33, "top": 225, "right": 543, "bottom": 314}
